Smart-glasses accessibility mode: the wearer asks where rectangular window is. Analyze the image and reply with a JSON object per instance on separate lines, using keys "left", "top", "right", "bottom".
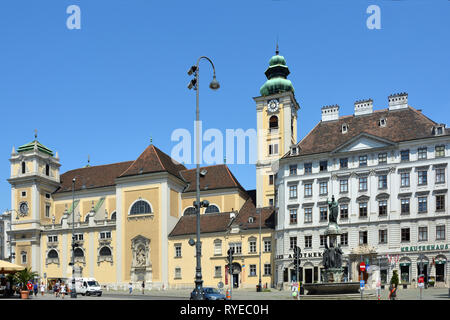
{"left": 320, "top": 235, "right": 326, "bottom": 247}
{"left": 48, "top": 235, "right": 58, "bottom": 242}
{"left": 378, "top": 175, "right": 387, "bottom": 189}
{"left": 436, "top": 168, "right": 445, "bottom": 184}
{"left": 418, "top": 171, "right": 428, "bottom": 185}
{"left": 359, "top": 202, "right": 368, "bottom": 217}
{"left": 269, "top": 175, "right": 274, "bottom": 185}
{"left": 340, "top": 179, "right": 348, "bottom": 193}
{"left": 289, "top": 185, "right": 298, "bottom": 199}
{"left": 401, "top": 150, "right": 410, "bottom": 162}
{"left": 359, "top": 231, "right": 368, "bottom": 245}
{"left": 359, "top": 177, "right": 368, "bottom": 191}
{"left": 304, "top": 208, "right": 312, "bottom": 223}
{"left": 340, "top": 233, "right": 348, "bottom": 246}
{"left": 74, "top": 233, "right": 83, "bottom": 241}
{"left": 436, "top": 195, "right": 445, "bottom": 211}
{"left": 175, "top": 244, "right": 182, "bottom": 258}
{"left": 418, "top": 227, "right": 428, "bottom": 242}
{"left": 304, "top": 236, "right": 312, "bottom": 248}
{"left": 214, "top": 266, "right": 222, "bottom": 278}
{"left": 214, "top": 241, "right": 222, "bottom": 255}
{"left": 249, "top": 240, "right": 256, "bottom": 253}
{"left": 249, "top": 265, "right": 257, "bottom": 277}
{"left": 174, "top": 268, "right": 181, "bottom": 279}
{"left": 418, "top": 147, "right": 427, "bottom": 160}
{"left": 289, "top": 237, "right": 297, "bottom": 250}
{"left": 359, "top": 155, "right": 368, "bottom": 167}
{"left": 401, "top": 199, "right": 410, "bottom": 215}
{"left": 21, "top": 191, "right": 26, "bottom": 197}
{"left": 435, "top": 145, "right": 445, "bottom": 158}
{"left": 304, "top": 183, "right": 312, "bottom": 197}
{"left": 319, "top": 181, "right": 328, "bottom": 195}
{"left": 100, "top": 231, "right": 112, "bottom": 239}
{"left": 340, "top": 158, "right": 348, "bottom": 169}
{"left": 229, "top": 242, "right": 242, "bottom": 254}
{"left": 290, "top": 165, "right": 297, "bottom": 176}
{"left": 264, "top": 264, "right": 271, "bottom": 276}
{"left": 320, "top": 207, "right": 328, "bottom": 222}
{"left": 418, "top": 197, "right": 427, "bottom": 213}
{"left": 45, "top": 204, "right": 51, "bottom": 218}
{"left": 378, "top": 200, "right": 387, "bottom": 216}
{"left": 304, "top": 163, "right": 312, "bottom": 174}
{"left": 401, "top": 228, "right": 410, "bottom": 242}
{"left": 264, "top": 240, "right": 271, "bottom": 252}
{"left": 378, "top": 152, "right": 387, "bottom": 164}
{"left": 21, "top": 252, "right": 27, "bottom": 264}
{"left": 400, "top": 172, "right": 410, "bottom": 187}
{"left": 269, "top": 144, "right": 278, "bottom": 155}
{"left": 289, "top": 209, "right": 298, "bottom": 224}
{"left": 379, "top": 229, "right": 388, "bottom": 244}
{"left": 340, "top": 204, "right": 348, "bottom": 219}
{"left": 436, "top": 225, "right": 446, "bottom": 240}
{"left": 319, "top": 161, "right": 328, "bottom": 172}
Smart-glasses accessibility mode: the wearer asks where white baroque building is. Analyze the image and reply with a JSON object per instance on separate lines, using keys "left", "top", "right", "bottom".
{"left": 275, "top": 93, "right": 450, "bottom": 290}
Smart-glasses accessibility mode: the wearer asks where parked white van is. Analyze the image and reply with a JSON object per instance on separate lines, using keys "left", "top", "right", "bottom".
{"left": 72, "top": 278, "right": 102, "bottom": 296}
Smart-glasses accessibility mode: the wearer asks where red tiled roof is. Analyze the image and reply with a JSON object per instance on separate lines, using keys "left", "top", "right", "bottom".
{"left": 168, "top": 197, "right": 275, "bottom": 237}
{"left": 285, "top": 107, "right": 442, "bottom": 158}
{"left": 179, "top": 164, "right": 246, "bottom": 193}
{"left": 56, "top": 161, "right": 134, "bottom": 193}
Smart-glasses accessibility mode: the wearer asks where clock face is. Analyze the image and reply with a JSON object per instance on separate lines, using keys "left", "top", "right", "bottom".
{"left": 19, "top": 202, "right": 28, "bottom": 216}
{"left": 267, "top": 99, "right": 279, "bottom": 112}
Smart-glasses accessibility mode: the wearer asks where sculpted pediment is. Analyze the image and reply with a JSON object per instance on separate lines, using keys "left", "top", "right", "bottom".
{"left": 332, "top": 133, "right": 395, "bottom": 154}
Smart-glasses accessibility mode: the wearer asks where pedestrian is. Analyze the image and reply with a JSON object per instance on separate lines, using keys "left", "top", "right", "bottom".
{"left": 6, "top": 281, "right": 10, "bottom": 297}
{"left": 55, "top": 282, "right": 60, "bottom": 298}
{"left": 27, "top": 281, "right": 33, "bottom": 296}
{"left": 141, "top": 280, "right": 145, "bottom": 294}
{"left": 388, "top": 283, "right": 397, "bottom": 300}
{"left": 60, "top": 282, "right": 66, "bottom": 299}
{"left": 128, "top": 282, "right": 133, "bottom": 294}
{"left": 40, "top": 282, "right": 45, "bottom": 296}
{"left": 33, "top": 282, "right": 38, "bottom": 296}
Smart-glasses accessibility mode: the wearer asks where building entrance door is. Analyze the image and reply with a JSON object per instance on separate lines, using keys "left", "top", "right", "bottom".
{"left": 436, "top": 264, "right": 445, "bottom": 282}
{"left": 305, "top": 269, "right": 313, "bottom": 284}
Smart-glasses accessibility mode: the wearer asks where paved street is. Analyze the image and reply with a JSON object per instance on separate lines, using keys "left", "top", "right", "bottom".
{"left": 1, "top": 287, "right": 448, "bottom": 300}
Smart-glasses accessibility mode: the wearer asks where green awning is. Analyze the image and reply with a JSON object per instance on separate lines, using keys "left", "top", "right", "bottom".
{"left": 435, "top": 260, "right": 446, "bottom": 265}
{"left": 400, "top": 263, "right": 411, "bottom": 267}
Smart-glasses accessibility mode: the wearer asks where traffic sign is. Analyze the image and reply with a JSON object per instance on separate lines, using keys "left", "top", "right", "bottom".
{"left": 360, "top": 262, "right": 366, "bottom": 272}
{"left": 360, "top": 280, "right": 365, "bottom": 288}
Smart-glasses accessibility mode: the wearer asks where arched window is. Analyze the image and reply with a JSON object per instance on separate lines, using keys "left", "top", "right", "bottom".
{"left": 45, "top": 164, "right": 50, "bottom": 176}
{"left": 99, "top": 247, "right": 112, "bottom": 256}
{"left": 269, "top": 116, "right": 278, "bottom": 129}
{"left": 129, "top": 200, "right": 152, "bottom": 215}
{"left": 205, "top": 205, "right": 220, "bottom": 214}
{"left": 111, "top": 211, "right": 116, "bottom": 220}
{"left": 183, "top": 207, "right": 196, "bottom": 216}
{"left": 47, "top": 249, "right": 58, "bottom": 259}
{"left": 74, "top": 248, "right": 84, "bottom": 258}
{"left": 22, "top": 162, "right": 26, "bottom": 174}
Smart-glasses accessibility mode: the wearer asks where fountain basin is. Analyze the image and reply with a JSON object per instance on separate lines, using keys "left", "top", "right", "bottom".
{"left": 303, "top": 282, "right": 360, "bottom": 295}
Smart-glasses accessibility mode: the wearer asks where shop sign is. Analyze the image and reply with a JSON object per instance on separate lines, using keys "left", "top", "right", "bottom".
{"left": 277, "top": 252, "right": 323, "bottom": 260}
{"left": 401, "top": 244, "right": 448, "bottom": 253}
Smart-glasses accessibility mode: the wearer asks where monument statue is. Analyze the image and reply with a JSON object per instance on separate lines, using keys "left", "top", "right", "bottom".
{"left": 328, "top": 195, "right": 339, "bottom": 224}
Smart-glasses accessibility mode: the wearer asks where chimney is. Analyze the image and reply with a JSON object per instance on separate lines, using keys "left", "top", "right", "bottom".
{"left": 354, "top": 99, "right": 373, "bottom": 116}
{"left": 321, "top": 105, "right": 340, "bottom": 122}
{"left": 388, "top": 92, "right": 408, "bottom": 110}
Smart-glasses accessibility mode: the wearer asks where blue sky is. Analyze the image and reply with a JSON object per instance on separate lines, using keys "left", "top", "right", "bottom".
{"left": 1, "top": 0, "right": 449, "bottom": 209}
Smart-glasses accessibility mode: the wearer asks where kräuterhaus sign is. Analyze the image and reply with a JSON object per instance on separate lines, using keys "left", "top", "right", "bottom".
{"left": 401, "top": 243, "right": 449, "bottom": 253}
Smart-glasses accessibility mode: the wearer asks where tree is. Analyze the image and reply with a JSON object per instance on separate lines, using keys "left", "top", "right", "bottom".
{"left": 390, "top": 270, "right": 399, "bottom": 287}
{"left": 14, "top": 267, "right": 38, "bottom": 290}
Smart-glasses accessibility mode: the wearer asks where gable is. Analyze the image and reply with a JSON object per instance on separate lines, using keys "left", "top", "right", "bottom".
{"left": 332, "top": 133, "right": 395, "bottom": 154}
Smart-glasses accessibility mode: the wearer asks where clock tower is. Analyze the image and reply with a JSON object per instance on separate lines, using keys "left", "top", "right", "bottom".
{"left": 8, "top": 135, "right": 60, "bottom": 269}
{"left": 254, "top": 48, "right": 300, "bottom": 207}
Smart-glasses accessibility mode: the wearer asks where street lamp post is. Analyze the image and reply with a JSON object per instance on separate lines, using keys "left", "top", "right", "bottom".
{"left": 257, "top": 206, "right": 262, "bottom": 292}
{"left": 70, "top": 178, "right": 77, "bottom": 298}
{"left": 419, "top": 253, "right": 425, "bottom": 300}
{"left": 188, "top": 56, "right": 220, "bottom": 300}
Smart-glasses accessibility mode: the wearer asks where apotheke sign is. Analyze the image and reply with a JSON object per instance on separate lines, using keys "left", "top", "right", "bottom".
{"left": 277, "top": 252, "right": 323, "bottom": 260}
{"left": 401, "top": 244, "right": 449, "bottom": 253}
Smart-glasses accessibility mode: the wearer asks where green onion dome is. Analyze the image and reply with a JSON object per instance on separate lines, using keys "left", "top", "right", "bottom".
{"left": 260, "top": 50, "right": 294, "bottom": 96}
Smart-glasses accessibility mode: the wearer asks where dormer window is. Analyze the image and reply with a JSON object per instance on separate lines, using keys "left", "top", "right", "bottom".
{"left": 378, "top": 118, "right": 387, "bottom": 127}
{"left": 341, "top": 124, "right": 348, "bottom": 134}
{"left": 291, "top": 146, "right": 298, "bottom": 155}
{"left": 248, "top": 216, "right": 255, "bottom": 223}
{"left": 433, "top": 125, "right": 445, "bottom": 136}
